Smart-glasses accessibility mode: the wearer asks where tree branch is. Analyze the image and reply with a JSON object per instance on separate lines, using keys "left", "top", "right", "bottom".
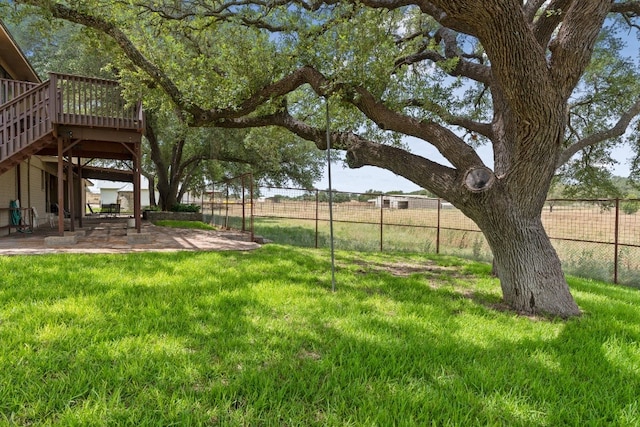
{"left": 16, "top": 0, "right": 208, "bottom": 120}
{"left": 195, "top": 65, "right": 484, "bottom": 171}
{"left": 394, "top": 28, "right": 492, "bottom": 85}
{"left": 610, "top": 1, "right": 640, "bottom": 15}
{"left": 531, "top": 0, "right": 574, "bottom": 49}
{"left": 549, "top": 1, "right": 612, "bottom": 98}
{"left": 209, "top": 108, "right": 461, "bottom": 199}
{"left": 340, "top": 87, "right": 486, "bottom": 171}
{"left": 402, "top": 98, "right": 493, "bottom": 138}
{"left": 523, "top": 0, "right": 549, "bottom": 23}
{"left": 557, "top": 97, "right": 640, "bottom": 167}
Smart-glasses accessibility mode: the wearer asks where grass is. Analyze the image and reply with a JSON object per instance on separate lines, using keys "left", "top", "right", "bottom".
{"left": 0, "top": 245, "right": 639, "bottom": 425}
{"left": 226, "top": 214, "right": 640, "bottom": 286}
{"left": 154, "top": 220, "right": 217, "bottom": 230}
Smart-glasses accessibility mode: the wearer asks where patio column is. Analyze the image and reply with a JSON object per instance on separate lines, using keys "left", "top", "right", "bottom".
{"left": 134, "top": 139, "right": 141, "bottom": 232}
{"left": 57, "top": 137, "right": 64, "bottom": 236}
{"left": 77, "top": 156, "right": 83, "bottom": 229}
{"left": 67, "top": 153, "right": 75, "bottom": 232}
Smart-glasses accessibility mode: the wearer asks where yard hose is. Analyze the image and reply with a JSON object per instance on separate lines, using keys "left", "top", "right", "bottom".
{"left": 9, "top": 200, "right": 31, "bottom": 233}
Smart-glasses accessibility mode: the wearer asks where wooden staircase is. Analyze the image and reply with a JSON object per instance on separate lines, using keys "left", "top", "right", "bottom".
{"left": 0, "top": 73, "right": 143, "bottom": 175}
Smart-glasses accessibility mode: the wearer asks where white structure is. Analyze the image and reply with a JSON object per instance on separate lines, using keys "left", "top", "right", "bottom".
{"left": 369, "top": 195, "right": 443, "bottom": 209}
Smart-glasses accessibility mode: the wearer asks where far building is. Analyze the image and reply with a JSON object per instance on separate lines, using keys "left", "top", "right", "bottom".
{"left": 368, "top": 194, "right": 449, "bottom": 209}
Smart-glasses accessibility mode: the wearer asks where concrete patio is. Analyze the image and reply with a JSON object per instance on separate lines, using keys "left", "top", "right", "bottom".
{"left": 0, "top": 217, "right": 260, "bottom": 255}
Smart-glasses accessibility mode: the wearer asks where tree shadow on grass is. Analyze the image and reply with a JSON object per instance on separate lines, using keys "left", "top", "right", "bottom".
{"left": 216, "top": 268, "right": 640, "bottom": 425}
{"left": 1, "top": 247, "right": 639, "bottom": 425}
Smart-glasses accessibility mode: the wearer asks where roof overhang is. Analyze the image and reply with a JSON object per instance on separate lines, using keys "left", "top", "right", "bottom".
{"left": 78, "top": 166, "right": 134, "bottom": 183}
{"left": 40, "top": 158, "right": 135, "bottom": 183}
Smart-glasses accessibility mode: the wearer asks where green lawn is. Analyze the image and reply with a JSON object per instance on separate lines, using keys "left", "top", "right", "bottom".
{"left": 154, "top": 220, "right": 217, "bottom": 230}
{"left": 0, "top": 245, "right": 639, "bottom": 426}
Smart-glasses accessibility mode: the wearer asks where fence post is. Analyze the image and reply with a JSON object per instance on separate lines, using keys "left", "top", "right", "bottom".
{"left": 315, "top": 189, "right": 319, "bottom": 249}
{"left": 249, "top": 175, "right": 254, "bottom": 243}
{"left": 224, "top": 185, "right": 229, "bottom": 229}
{"left": 380, "top": 194, "right": 384, "bottom": 252}
{"left": 211, "top": 180, "right": 215, "bottom": 225}
{"left": 614, "top": 198, "right": 620, "bottom": 284}
{"left": 241, "top": 174, "right": 246, "bottom": 232}
{"left": 436, "top": 198, "right": 441, "bottom": 254}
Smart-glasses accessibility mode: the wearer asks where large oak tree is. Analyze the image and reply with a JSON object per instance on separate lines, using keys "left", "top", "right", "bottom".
{"left": 4, "top": 15, "right": 325, "bottom": 209}
{"left": 13, "top": 0, "right": 640, "bottom": 317}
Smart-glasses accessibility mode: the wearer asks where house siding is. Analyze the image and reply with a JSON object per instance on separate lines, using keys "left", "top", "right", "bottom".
{"left": 22, "top": 157, "right": 48, "bottom": 227}
{"left": 0, "top": 167, "right": 16, "bottom": 234}
{"left": 0, "top": 157, "right": 61, "bottom": 233}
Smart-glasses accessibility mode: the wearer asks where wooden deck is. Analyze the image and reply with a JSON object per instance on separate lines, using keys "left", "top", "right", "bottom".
{"left": 0, "top": 73, "right": 144, "bottom": 174}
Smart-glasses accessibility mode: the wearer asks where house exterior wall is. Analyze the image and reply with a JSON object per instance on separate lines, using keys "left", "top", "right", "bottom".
{"left": 0, "top": 157, "right": 94, "bottom": 234}
{"left": 0, "top": 157, "right": 50, "bottom": 234}
{"left": 22, "top": 157, "right": 48, "bottom": 226}
{"left": 100, "top": 188, "right": 119, "bottom": 205}
{"left": 117, "top": 189, "right": 152, "bottom": 212}
{"left": 371, "top": 195, "right": 442, "bottom": 210}
{"left": 407, "top": 198, "right": 440, "bottom": 209}
{"left": 0, "top": 167, "right": 17, "bottom": 234}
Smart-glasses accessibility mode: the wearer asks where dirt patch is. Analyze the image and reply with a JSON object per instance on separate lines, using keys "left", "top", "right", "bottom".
{"left": 345, "top": 256, "right": 546, "bottom": 319}
{"left": 348, "top": 258, "right": 460, "bottom": 278}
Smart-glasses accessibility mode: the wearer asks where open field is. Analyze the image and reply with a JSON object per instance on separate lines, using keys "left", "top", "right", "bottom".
{"left": 210, "top": 199, "right": 640, "bottom": 286}
{"left": 1, "top": 246, "right": 639, "bottom": 425}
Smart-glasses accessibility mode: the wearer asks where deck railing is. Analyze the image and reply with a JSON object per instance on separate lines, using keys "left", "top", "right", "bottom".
{"left": 0, "top": 73, "right": 143, "bottom": 163}
{"left": 0, "top": 81, "right": 52, "bottom": 160}
{"left": 0, "top": 78, "right": 40, "bottom": 105}
{"left": 49, "top": 73, "right": 143, "bottom": 130}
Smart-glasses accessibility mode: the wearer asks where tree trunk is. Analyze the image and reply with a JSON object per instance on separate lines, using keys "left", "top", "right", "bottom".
{"left": 148, "top": 175, "right": 157, "bottom": 207}
{"left": 157, "top": 180, "right": 178, "bottom": 211}
{"left": 480, "top": 212, "right": 581, "bottom": 318}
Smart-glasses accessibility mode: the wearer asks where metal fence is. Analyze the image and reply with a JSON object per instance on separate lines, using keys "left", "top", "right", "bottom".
{"left": 204, "top": 176, "right": 640, "bottom": 287}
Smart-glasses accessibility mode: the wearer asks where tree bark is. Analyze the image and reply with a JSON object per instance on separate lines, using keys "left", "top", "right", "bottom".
{"left": 147, "top": 174, "right": 157, "bottom": 207}
{"left": 478, "top": 210, "right": 581, "bottom": 318}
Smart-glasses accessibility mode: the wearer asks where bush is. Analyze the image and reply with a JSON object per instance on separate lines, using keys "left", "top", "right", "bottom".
{"left": 170, "top": 203, "right": 201, "bottom": 213}
{"left": 621, "top": 201, "right": 639, "bottom": 215}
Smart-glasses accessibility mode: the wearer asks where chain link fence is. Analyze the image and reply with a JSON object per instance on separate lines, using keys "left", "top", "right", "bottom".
{"left": 203, "top": 175, "right": 640, "bottom": 287}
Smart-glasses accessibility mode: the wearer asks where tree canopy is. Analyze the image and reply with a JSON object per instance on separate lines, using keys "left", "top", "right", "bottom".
{"left": 3, "top": 13, "right": 325, "bottom": 209}
{"left": 6, "top": 0, "right": 640, "bottom": 317}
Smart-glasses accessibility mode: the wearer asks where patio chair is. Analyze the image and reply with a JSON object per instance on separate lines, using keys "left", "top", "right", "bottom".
{"left": 30, "top": 207, "right": 40, "bottom": 229}
{"left": 9, "top": 200, "right": 31, "bottom": 233}
{"left": 51, "top": 203, "right": 71, "bottom": 218}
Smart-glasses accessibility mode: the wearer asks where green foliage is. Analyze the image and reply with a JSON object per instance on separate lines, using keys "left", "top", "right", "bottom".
{"left": 169, "top": 203, "right": 200, "bottom": 213}
{"left": 6, "top": 1, "right": 639, "bottom": 193}
{"left": 621, "top": 200, "right": 640, "bottom": 215}
{"left": 0, "top": 249, "right": 639, "bottom": 424}
{"left": 2, "top": 13, "right": 113, "bottom": 79}
{"left": 2, "top": 8, "right": 325, "bottom": 208}
{"left": 559, "top": 26, "right": 640, "bottom": 196}
{"left": 317, "top": 189, "right": 352, "bottom": 203}
{"left": 557, "top": 163, "right": 623, "bottom": 199}
{"left": 154, "top": 220, "right": 215, "bottom": 230}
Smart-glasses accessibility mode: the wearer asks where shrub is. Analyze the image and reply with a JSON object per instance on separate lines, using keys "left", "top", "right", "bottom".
{"left": 170, "top": 203, "right": 201, "bottom": 213}
{"left": 621, "top": 201, "right": 639, "bottom": 215}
